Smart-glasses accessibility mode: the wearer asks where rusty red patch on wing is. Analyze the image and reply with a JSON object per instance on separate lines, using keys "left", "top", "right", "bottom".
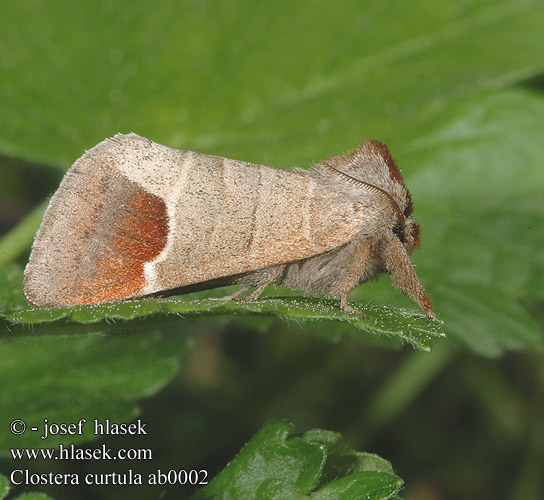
{"left": 74, "top": 189, "right": 169, "bottom": 303}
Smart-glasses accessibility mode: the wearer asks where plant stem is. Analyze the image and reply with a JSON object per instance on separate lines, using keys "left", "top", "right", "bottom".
{"left": 0, "top": 201, "right": 46, "bottom": 266}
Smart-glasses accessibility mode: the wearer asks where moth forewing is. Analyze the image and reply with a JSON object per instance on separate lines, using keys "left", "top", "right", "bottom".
{"left": 24, "top": 134, "right": 367, "bottom": 307}
{"left": 143, "top": 162, "right": 368, "bottom": 295}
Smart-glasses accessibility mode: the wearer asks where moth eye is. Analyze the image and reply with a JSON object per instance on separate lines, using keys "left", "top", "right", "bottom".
{"left": 392, "top": 223, "right": 405, "bottom": 243}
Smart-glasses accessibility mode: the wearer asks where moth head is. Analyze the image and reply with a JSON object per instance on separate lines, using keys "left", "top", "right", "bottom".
{"left": 394, "top": 216, "right": 421, "bottom": 254}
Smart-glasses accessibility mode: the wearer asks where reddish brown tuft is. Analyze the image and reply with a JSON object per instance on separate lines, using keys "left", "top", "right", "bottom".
{"left": 74, "top": 189, "right": 169, "bottom": 303}
{"left": 411, "top": 221, "right": 421, "bottom": 248}
{"left": 365, "top": 140, "right": 415, "bottom": 216}
{"left": 404, "top": 199, "right": 414, "bottom": 217}
{"left": 365, "top": 140, "right": 404, "bottom": 184}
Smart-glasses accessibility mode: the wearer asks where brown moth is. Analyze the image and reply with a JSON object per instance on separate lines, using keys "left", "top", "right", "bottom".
{"left": 24, "top": 133, "right": 435, "bottom": 318}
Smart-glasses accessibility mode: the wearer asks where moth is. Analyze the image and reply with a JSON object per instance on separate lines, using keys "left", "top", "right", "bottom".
{"left": 24, "top": 133, "right": 435, "bottom": 318}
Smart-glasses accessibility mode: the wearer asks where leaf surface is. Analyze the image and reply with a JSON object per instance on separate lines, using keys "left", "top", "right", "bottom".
{"left": 190, "top": 421, "right": 403, "bottom": 500}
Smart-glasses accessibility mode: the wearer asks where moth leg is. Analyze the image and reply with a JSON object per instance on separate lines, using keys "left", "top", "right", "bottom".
{"left": 333, "top": 239, "right": 373, "bottom": 317}
{"left": 236, "top": 264, "right": 286, "bottom": 302}
{"left": 380, "top": 235, "right": 435, "bottom": 319}
{"left": 340, "top": 297, "right": 365, "bottom": 316}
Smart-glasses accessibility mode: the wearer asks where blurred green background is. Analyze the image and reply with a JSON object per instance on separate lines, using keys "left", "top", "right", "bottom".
{"left": 1, "top": 0, "right": 544, "bottom": 498}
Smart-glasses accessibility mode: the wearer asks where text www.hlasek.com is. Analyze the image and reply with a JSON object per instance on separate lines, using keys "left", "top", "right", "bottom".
{"left": 11, "top": 443, "right": 152, "bottom": 461}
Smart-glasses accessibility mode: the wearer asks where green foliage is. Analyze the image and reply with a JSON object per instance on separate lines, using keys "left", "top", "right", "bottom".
{"left": 0, "top": 474, "right": 53, "bottom": 500}
{"left": 0, "top": 331, "right": 191, "bottom": 450}
{"left": 1, "top": 0, "right": 543, "bottom": 498}
{"left": 190, "top": 422, "right": 402, "bottom": 500}
{"left": 11, "top": 496, "right": 53, "bottom": 500}
{"left": 0, "top": 425, "right": 402, "bottom": 500}
{"left": 0, "top": 475, "right": 8, "bottom": 500}
{"left": 407, "top": 90, "right": 544, "bottom": 355}
{"left": 0, "top": 266, "right": 192, "bottom": 451}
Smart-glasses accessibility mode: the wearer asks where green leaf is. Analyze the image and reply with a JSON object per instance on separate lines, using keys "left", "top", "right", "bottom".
{"left": 311, "top": 472, "right": 402, "bottom": 500}
{"left": 0, "top": 264, "right": 27, "bottom": 311}
{"left": 0, "top": 202, "right": 49, "bottom": 269}
{"left": 408, "top": 89, "right": 544, "bottom": 356}
{"left": 0, "top": 276, "right": 192, "bottom": 450}
{"left": 12, "top": 495, "right": 53, "bottom": 500}
{"left": 315, "top": 451, "right": 400, "bottom": 499}
{"left": 0, "top": 476, "right": 49, "bottom": 500}
{"left": 0, "top": 331, "right": 191, "bottom": 450}
{"left": 1, "top": 1, "right": 543, "bottom": 166}
{"left": 190, "top": 421, "right": 402, "bottom": 500}
{"left": 0, "top": 474, "right": 9, "bottom": 500}
{"left": 301, "top": 429, "right": 342, "bottom": 447}
{"left": 348, "top": 87, "right": 544, "bottom": 356}
{"left": 322, "top": 451, "right": 395, "bottom": 479}
{"left": 0, "top": 266, "right": 444, "bottom": 351}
